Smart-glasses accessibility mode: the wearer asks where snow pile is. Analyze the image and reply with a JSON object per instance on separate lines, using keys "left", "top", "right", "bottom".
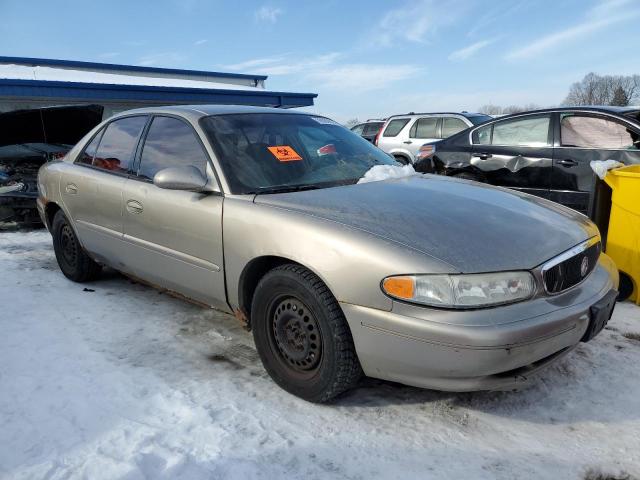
{"left": 1, "top": 230, "right": 640, "bottom": 479}
{"left": 358, "top": 164, "right": 419, "bottom": 184}
{"left": 590, "top": 160, "right": 624, "bottom": 179}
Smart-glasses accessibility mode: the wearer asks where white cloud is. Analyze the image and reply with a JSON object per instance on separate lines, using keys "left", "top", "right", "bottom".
{"left": 307, "top": 64, "right": 423, "bottom": 92}
{"left": 224, "top": 53, "right": 341, "bottom": 76}
{"left": 138, "top": 52, "right": 186, "bottom": 67}
{"left": 375, "top": 0, "right": 467, "bottom": 46}
{"left": 194, "top": 39, "right": 207, "bottom": 46}
{"left": 506, "top": 0, "right": 640, "bottom": 60}
{"left": 448, "top": 38, "right": 495, "bottom": 62}
{"left": 98, "top": 52, "right": 120, "bottom": 60}
{"left": 223, "top": 53, "right": 421, "bottom": 92}
{"left": 254, "top": 6, "right": 283, "bottom": 24}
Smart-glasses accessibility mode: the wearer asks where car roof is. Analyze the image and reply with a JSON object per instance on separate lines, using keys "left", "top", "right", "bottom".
{"left": 387, "top": 112, "right": 488, "bottom": 119}
{"left": 111, "top": 104, "right": 311, "bottom": 122}
{"left": 476, "top": 105, "right": 640, "bottom": 123}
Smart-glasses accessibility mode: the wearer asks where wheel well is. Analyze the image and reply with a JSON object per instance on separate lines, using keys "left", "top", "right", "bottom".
{"left": 238, "top": 256, "right": 302, "bottom": 323}
{"left": 45, "top": 202, "right": 62, "bottom": 230}
{"left": 393, "top": 154, "right": 411, "bottom": 165}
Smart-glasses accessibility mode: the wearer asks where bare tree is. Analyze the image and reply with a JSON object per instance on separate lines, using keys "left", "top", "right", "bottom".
{"left": 563, "top": 72, "right": 640, "bottom": 106}
{"left": 344, "top": 118, "right": 361, "bottom": 128}
{"left": 478, "top": 104, "right": 504, "bottom": 115}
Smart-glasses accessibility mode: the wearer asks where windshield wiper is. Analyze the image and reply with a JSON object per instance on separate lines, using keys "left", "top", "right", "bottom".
{"left": 252, "top": 183, "right": 321, "bottom": 195}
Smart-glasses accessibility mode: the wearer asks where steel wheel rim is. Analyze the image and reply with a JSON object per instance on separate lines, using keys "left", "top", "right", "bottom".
{"left": 60, "top": 224, "right": 78, "bottom": 267}
{"left": 269, "top": 296, "right": 322, "bottom": 375}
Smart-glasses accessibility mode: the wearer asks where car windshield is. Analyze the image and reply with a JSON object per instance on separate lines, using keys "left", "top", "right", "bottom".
{"left": 200, "top": 113, "right": 395, "bottom": 194}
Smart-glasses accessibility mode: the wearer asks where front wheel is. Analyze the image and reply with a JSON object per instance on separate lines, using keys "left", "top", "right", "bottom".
{"left": 51, "top": 210, "right": 101, "bottom": 282}
{"left": 251, "top": 264, "right": 362, "bottom": 402}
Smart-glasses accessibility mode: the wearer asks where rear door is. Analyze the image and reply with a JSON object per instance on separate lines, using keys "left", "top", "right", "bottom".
{"left": 120, "top": 115, "right": 227, "bottom": 309}
{"left": 62, "top": 115, "right": 148, "bottom": 265}
{"left": 406, "top": 116, "right": 440, "bottom": 158}
{"left": 470, "top": 114, "right": 553, "bottom": 199}
{"left": 552, "top": 111, "right": 640, "bottom": 214}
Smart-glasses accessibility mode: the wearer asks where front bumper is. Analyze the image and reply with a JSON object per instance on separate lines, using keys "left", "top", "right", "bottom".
{"left": 341, "top": 255, "right": 618, "bottom": 392}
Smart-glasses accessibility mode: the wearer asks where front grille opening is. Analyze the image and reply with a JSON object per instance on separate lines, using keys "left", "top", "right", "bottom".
{"left": 543, "top": 242, "right": 600, "bottom": 294}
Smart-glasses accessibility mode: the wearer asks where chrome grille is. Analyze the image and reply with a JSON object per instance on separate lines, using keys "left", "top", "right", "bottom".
{"left": 542, "top": 239, "right": 601, "bottom": 294}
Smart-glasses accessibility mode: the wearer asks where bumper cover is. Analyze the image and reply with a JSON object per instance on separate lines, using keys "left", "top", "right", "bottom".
{"left": 342, "top": 257, "right": 618, "bottom": 392}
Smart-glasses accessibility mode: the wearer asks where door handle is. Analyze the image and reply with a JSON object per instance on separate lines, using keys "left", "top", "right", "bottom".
{"left": 65, "top": 183, "right": 78, "bottom": 194}
{"left": 558, "top": 158, "right": 578, "bottom": 167}
{"left": 403, "top": 140, "right": 413, "bottom": 144}
{"left": 472, "top": 153, "right": 493, "bottom": 160}
{"left": 126, "top": 199, "right": 143, "bottom": 214}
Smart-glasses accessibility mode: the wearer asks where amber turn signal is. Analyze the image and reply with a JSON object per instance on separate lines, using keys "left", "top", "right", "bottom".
{"left": 382, "top": 276, "right": 415, "bottom": 299}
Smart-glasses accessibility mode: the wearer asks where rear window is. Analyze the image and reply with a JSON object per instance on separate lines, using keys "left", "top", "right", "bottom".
{"left": 200, "top": 113, "right": 395, "bottom": 194}
{"left": 467, "top": 114, "right": 492, "bottom": 125}
{"left": 442, "top": 117, "right": 469, "bottom": 137}
{"left": 363, "top": 122, "right": 383, "bottom": 135}
{"left": 383, "top": 119, "right": 410, "bottom": 137}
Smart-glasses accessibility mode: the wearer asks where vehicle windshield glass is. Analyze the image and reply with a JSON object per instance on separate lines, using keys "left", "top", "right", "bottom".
{"left": 200, "top": 113, "right": 395, "bottom": 194}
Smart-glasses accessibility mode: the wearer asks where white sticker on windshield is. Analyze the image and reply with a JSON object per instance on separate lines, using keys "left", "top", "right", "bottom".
{"left": 310, "top": 116, "right": 340, "bottom": 126}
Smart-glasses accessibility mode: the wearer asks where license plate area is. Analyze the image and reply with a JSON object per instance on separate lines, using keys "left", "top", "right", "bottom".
{"left": 581, "top": 289, "right": 618, "bottom": 342}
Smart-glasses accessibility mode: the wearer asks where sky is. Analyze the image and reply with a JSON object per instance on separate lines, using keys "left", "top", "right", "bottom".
{"left": 1, "top": 0, "right": 639, "bottom": 122}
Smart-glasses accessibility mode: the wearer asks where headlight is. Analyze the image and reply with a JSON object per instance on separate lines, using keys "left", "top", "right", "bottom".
{"left": 382, "top": 272, "right": 535, "bottom": 308}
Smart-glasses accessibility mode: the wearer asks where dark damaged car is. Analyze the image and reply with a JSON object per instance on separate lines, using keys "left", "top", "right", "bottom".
{"left": 414, "top": 107, "right": 640, "bottom": 215}
{"left": 0, "top": 104, "right": 103, "bottom": 224}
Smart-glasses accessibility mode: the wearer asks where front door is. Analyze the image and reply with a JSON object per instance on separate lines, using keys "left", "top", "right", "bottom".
{"left": 120, "top": 115, "right": 227, "bottom": 310}
{"left": 551, "top": 112, "right": 640, "bottom": 214}
{"left": 470, "top": 113, "right": 553, "bottom": 199}
{"left": 61, "top": 115, "right": 148, "bottom": 266}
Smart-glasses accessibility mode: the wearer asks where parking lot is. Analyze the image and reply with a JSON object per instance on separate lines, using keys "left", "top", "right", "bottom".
{"left": 2, "top": 229, "right": 639, "bottom": 480}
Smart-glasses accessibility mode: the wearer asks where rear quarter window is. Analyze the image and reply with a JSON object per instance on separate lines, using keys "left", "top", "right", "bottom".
{"left": 383, "top": 119, "right": 410, "bottom": 137}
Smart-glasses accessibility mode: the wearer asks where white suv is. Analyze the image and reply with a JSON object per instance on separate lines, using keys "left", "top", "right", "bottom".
{"left": 375, "top": 112, "right": 491, "bottom": 164}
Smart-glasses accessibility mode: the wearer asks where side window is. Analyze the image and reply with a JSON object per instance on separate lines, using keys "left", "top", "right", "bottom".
{"left": 383, "top": 119, "right": 410, "bottom": 137}
{"left": 442, "top": 117, "right": 468, "bottom": 138}
{"left": 137, "top": 116, "right": 209, "bottom": 181}
{"left": 560, "top": 114, "right": 639, "bottom": 150}
{"left": 490, "top": 115, "right": 551, "bottom": 146}
{"left": 77, "top": 129, "right": 104, "bottom": 165}
{"left": 410, "top": 117, "right": 439, "bottom": 139}
{"left": 473, "top": 124, "right": 492, "bottom": 145}
{"left": 92, "top": 116, "right": 147, "bottom": 173}
{"left": 351, "top": 124, "right": 365, "bottom": 135}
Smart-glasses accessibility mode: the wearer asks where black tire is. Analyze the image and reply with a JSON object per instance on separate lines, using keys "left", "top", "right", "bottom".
{"left": 51, "top": 210, "right": 101, "bottom": 282}
{"left": 618, "top": 271, "right": 634, "bottom": 301}
{"left": 452, "top": 171, "right": 481, "bottom": 182}
{"left": 251, "top": 264, "right": 362, "bottom": 402}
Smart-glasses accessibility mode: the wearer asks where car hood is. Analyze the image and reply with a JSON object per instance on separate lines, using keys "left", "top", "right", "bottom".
{"left": 254, "top": 175, "right": 597, "bottom": 272}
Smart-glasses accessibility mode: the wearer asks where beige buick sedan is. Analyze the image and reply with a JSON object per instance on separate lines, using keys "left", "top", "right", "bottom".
{"left": 38, "top": 105, "right": 618, "bottom": 402}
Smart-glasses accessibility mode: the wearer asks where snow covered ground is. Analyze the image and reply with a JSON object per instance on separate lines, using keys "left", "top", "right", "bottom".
{"left": 1, "top": 230, "right": 639, "bottom": 480}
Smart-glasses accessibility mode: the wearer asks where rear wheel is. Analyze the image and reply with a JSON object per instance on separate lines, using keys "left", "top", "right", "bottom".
{"left": 52, "top": 210, "right": 101, "bottom": 282}
{"left": 618, "top": 271, "right": 634, "bottom": 301}
{"left": 251, "top": 264, "right": 362, "bottom": 402}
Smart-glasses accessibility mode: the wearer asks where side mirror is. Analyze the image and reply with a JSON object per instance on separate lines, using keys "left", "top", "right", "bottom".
{"left": 153, "top": 166, "right": 208, "bottom": 192}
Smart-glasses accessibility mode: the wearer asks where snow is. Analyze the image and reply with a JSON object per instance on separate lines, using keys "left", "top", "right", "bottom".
{"left": 0, "top": 64, "right": 263, "bottom": 91}
{"left": 1, "top": 230, "right": 640, "bottom": 479}
{"left": 358, "top": 164, "right": 419, "bottom": 184}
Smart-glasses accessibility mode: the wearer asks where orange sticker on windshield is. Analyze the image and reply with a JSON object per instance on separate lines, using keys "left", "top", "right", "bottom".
{"left": 268, "top": 146, "right": 303, "bottom": 162}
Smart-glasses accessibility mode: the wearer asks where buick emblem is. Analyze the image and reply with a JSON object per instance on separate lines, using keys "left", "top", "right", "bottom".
{"left": 580, "top": 256, "right": 589, "bottom": 277}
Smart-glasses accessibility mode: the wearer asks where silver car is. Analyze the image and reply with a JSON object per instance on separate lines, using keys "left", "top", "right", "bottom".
{"left": 375, "top": 112, "right": 491, "bottom": 164}
{"left": 37, "top": 105, "right": 618, "bottom": 402}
